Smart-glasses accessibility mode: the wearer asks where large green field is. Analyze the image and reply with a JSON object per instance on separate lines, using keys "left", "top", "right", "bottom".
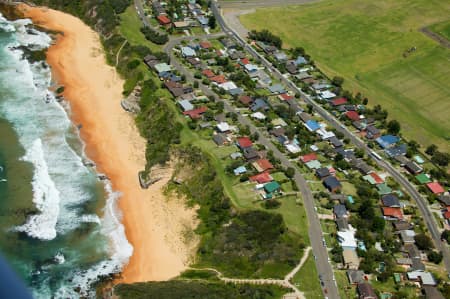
{"left": 241, "top": 0, "right": 450, "bottom": 152}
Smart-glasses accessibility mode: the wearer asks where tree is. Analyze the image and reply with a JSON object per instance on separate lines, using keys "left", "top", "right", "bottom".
{"left": 441, "top": 230, "right": 450, "bottom": 244}
{"left": 362, "top": 97, "right": 369, "bottom": 105}
{"left": 193, "top": 81, "right": 199, "bottom": 88}
{"left": 372, "top": 216, "right": 385, "bottom": 233}
{"left": 285, "top": 167, "right": 295, "bottom": 179}
{"left": 427, "top": 251, "right": 443, "bottom": 264}
{"left": 414, "top": 233, "right": 433, "bottom": 250}
{"left": 332, "top": 76, "right": 344, "bottom": 87}
{"left": 426, "top": 144, "right": 438, "bottom": 155}
{"left": 387, "top": 120, "right": 401, "bottom": 134}
{"left": 208, "top": 15, "right": 217, "bottom": 29}
{"left": 431, "top": 151, "right": 450, "bottom": 167}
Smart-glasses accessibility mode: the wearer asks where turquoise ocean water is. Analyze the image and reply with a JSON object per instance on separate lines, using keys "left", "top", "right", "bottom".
{"left": 0, "top": 13, "right": 132, "bottom": 298}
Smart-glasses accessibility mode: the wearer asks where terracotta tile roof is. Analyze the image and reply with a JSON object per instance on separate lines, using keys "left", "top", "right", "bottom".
{"left": 157, "top": 15, "right": 171, "bottom": 25}
{"left": 300, "top": 153, "right": 318, "bottom": 163}
{"left": 183, "top": 106, "right": 207, "bottom": 119}
{"left": 202, "top": 69, "right": 215, "bottom": 78}
{"left": 237, "top": 137, "right": 253, "bottom": 148}
{"left": 345, "top": 111, "right": 360, "bottom": 121}
{"left": 382, "top": 207, "right": 403, "bottom": 219}
{"left": 427, "top": 182, "right": 445, "bottom": 194}
{"left": 249, "top": 172, "right": 273, "bottom": 184}
{"left": 210, "top": 75, "right": 227, "bottom": 84}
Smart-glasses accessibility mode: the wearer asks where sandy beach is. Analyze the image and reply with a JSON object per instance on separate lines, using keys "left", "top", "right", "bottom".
{"left": 17, "top": 4, "right": 197, "bottom": 283}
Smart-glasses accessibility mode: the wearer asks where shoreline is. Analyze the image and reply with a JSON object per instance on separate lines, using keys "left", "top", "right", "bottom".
{"left": 16, "top": 4, "right": 197, "bottom": 284}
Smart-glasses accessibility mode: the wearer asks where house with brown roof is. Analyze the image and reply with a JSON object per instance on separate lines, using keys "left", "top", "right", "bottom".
{"left": 357, "top": 283, "right": 378, "bottom": 299}
{"left": 252, "top": 159, "right": 274, "bottom": 173}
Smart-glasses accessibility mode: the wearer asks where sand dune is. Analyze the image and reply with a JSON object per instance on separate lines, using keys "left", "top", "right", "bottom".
{"left": 18, "top": 4, "right": 197, "bottom": 283}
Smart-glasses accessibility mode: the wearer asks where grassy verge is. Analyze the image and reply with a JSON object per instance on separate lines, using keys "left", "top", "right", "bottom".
{"left": 291, "top": 252, "right": 322, "bottom": 299}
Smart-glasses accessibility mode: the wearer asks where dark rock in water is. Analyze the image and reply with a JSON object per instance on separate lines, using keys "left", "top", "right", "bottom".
{"left": 13, "top": 45, "right": 47, "bottom": 63}
{"left": 0, "top": 3, "right": 25, "bottom": 21}
{"left": 77, "top": 124, "right": 83, "bottom": 130}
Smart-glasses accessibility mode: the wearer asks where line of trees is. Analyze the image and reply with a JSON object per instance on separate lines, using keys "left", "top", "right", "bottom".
{"left": 248, "top": 29, "right": 282, "bottom": 49}
{"left": 140, "top": 26, "right": 169, "bottom": 45}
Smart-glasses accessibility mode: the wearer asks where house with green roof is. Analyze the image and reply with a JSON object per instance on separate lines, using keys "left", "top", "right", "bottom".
{"left": 263, "top": 181, "right": 281, "bottom": 198}
{"left": 306, "top": 160, "right": 321, "bottom": 170}
{"left": 377, "top": 183, "right": 392, "bottom": 195}
{"left": 416, "top": 173, "right": 431, "bottom": 184}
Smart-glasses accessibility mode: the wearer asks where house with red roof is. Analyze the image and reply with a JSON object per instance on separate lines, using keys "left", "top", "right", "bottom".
{"left": 345, "top": 111, "right": 360, "bottom": 121}
{"left": 250, "top": 172, "right": 273, "bottom": 184}
{"left": 370, "top": 172, "right": 384, "bottom": 184}
{"left": 300, "top": 153, "right": 318, "bottom": 163}
{"left": 157, "top": 15, "right": 172, "bottom": 28}
{"left": 183, "top": 106, "right": 208, "bottom": 119}
{"left": 252, "top": 159, "right": 274, "bottom": 173}
{"left": 444, "top": 211, "right": 450, "bottom": 221}
{"left": 278, "top": 93, "right": 294, "bottom": 101}
{"left": 239, "top": 58, "right": 250, "bottom": 65}
{"left": 427, "top": 182, "right": 445, "bottom": 194}
{"left": 331, "top": 97, "right": 347, "bottom": 106}
{"left": 239, "top": 95, "right": 254, "bottom": 106}
{"left": 210, "top": 75, "right": 227, "bottom": 84}
{"left": 382, "top": 207, "right": 403, "bottom": 220}
{"left": 199, "top": 41, "right": 212, "bottom": 49}
{"left": 202, "top": 69, "right": 215, "bottom": 78}
{"left": 237, "top": 137, "right": 253, "bottom": 149}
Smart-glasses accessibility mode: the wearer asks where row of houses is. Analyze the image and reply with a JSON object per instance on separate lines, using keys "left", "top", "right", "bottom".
{"left": 152, "top": 0, "right": 210, "bottom": 31}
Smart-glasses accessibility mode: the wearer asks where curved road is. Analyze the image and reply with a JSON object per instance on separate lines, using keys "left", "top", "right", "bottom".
{"left": 210, "top": 0, "right": 450, "bottom": 275}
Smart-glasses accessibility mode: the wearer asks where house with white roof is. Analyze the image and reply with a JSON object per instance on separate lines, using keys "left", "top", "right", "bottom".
{"left": 337, "top": 225, "right": 357, "bottom": 250}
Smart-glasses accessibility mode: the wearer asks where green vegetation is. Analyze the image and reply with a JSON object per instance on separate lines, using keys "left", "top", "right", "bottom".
{"left": 115, "top": 281, "right": 288, "bottom": 299}
{"left": 292, "top": 252, "right": 322, "bottom": 298}
{"left": 140, "top": 26, "right": 169, "bottom": 45}
{"left": 429, "top": 20, "right": 450, "bottom": 40}
{"left": 136, "top": 81, "right": 182, "bottom": 171}
{"left": 241, "top": 0, "right": 450, "bottom": 152}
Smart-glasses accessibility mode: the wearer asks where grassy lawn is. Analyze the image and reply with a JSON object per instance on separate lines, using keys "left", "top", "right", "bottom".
{"left": 241, "top": 0, "right": 450, "bottom": 152}
{"left": 429, "top": 20, "right": 450, "bottom": 40}
{"left": 341, "top": 181, "right": 357, "bottom": 196}
{"left": 291, "top": 252, "right": 322, "bottom": 299}
{"left": 334, "top": 270, "right": 357, "bottom": 299}
{"left": 119, "top": 6, "right": 163, "bottom": 52}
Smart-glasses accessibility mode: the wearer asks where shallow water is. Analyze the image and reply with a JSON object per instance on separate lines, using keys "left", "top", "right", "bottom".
{"left": 0, "top": 12, "right": 131, "bottom": 298}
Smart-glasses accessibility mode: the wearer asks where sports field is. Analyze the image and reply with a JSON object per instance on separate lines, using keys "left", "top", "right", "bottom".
{"left": 240, "top": 0, "right": 450, "bottom": 151}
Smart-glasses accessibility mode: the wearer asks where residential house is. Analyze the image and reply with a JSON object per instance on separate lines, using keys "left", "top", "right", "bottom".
{"left": 357, "top": 283, "right": 378, "bottom": 299}
{"left": 178, "top": 99, "right": 194, "bottom": 112}
{"left": 376, "top": 135, "right": 400, "bottom": 149}
{"left": 181, "top": 46, "right": 196, "bottom": 57}
{"left": 216, "top": 122, "right": 231, "bottom": 133}
{"left": 250, "top": 98, "right": 269, "bottom": 112}
{"left": 329, "top": 136, "right": 343, "bottom": 148}
{"left": 316, "top": 167, "right": 331, "bottom": 179}
{"left": 300, "top": 153, "right": 317, "bottom": 163}
{"left": 353, "top": 159, "right": 371, "bottom": 175}
{"left": 264, "top": 181, "right": 281, "bottom": 196}
{"left": 268, "top": 84, "right": 285, "bottom": 94}
{"left": 331, "top": 97, "right": 347, "bottom": 107}
{"left": 233, "top": 166, "right": 247, "bottom": 176}
{"left": 393, "top": 220, "right": 413, "bottom": 231}
{"left": 345, "top": 111, "right": 360, "bottom": 121}
{"left": 294, "top": 56, "right": 308, "bottom": 65}
{"left": 323, "top": 176, "right": 342, "bottom": 192}
{"left": 427, "top": 182, "right": 445, "bottom": 194}
{"left": 382, "top": 207, "right": 403, "bottom": 220}
{"left": 395, "top": 155, "right": 410, "bottom": 166}
{"left": 382, "top": 194, "right": 400, "bottom": 207}
{"left": 212, "top": 133, "right": 229, "bottom": 146}
{"left": 243, "top": 147, "right": 259, "bottom": 162}
{"left": 416, "top": 173, "right": 431, "bottom": 184}
{"left": 165, "top": 81, "right": 192, "bottom": 97}
{"left": 399, "top": 230, "right": 416, "bottom": 244}
{"left": 236, "top": 137, "right": 253, "bottom": 149}
{"left": 157, "top": 15, "right": 172, "bottom": 28}
{"left": 252, "top": 159, "right": 274, "bottom": 173}
{"left": 336, "top": 217, "right": 349, "bottom": 231}
{"left": 366, "top": 125, "right": 381, "bottom": 139}
{"left": 385, "top": 143, "right": 407, "bottom": 157}
{"left": 334, "top": 204, "right": 348, "bottom": 219}
{"left": 337, "top": 226, "right": 357, "bottom": 250}
{"left": 347, "top": 270, "right": 365, "bottom": 285}
{"left": 250, "top": 172, "right": 273, "bottom": 184}
{"left": 405, "top": 161, "right": 423, "bottom": 175}
{"left": 343, "top": 249, "right": 360, "bottom": 270}
{"left": 274, "top": 51, "right": 288, "bottom": 62}
{"left": 183, "top": 106, "right": 207, "bottom": 119}
{"left": 305, "top": 120, "right": 321, "bottom": 132}
{"left": 230, "top": 152, "right": 243, "bottom": 160}
{"left": 239, "top": 95, "right": 254, "bottom": 106}
{"left": 407, "top": 271, "right": 437, "bottom": 286}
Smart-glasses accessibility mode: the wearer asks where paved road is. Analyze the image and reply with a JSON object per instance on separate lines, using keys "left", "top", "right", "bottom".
{"left": 211, "top": 0, "right": 450, "bottom": 274}
{"left": 166, "top": 39, "right": 339, "bottom": 299}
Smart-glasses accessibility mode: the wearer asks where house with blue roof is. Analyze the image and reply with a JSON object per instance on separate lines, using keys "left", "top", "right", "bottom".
{"left": 250, "top": 98, "right": 269, "bottom": 112}
{"left": 305, "top": 120, "right": 320, "bottom": 132}
{"left": 294, "top": 56, "right": 308, "bottom": 65}
{"left": 385, "top": 143, "right": 407, "bottom": 157}
{"left": 376, "top": 135, "right": 400, "bottom": 149}
{"left": 181, "top": 46, "right": 196, "bottom": 57}
{"left": 268, "top": 84, "right": 285, "bottom": 94}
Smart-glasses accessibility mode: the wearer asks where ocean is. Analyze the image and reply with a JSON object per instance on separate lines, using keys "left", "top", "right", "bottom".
{"left": 0, "top": 12, "right": 132, "bottom": 298}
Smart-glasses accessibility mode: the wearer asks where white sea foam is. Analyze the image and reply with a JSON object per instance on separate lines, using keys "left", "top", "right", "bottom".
{"left": 54, "top": 252, "right": 65, "bottom": 265}
{"left": 15, "top": 139, "right": 61, "bottom": 240}
{"left": 0, "top": 12, "right": 133, "bottom": 297}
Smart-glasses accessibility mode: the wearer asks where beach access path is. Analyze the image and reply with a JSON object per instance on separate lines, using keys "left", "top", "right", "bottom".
{"left": 187, "top": 247, "right": 312, "bottom": 299}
